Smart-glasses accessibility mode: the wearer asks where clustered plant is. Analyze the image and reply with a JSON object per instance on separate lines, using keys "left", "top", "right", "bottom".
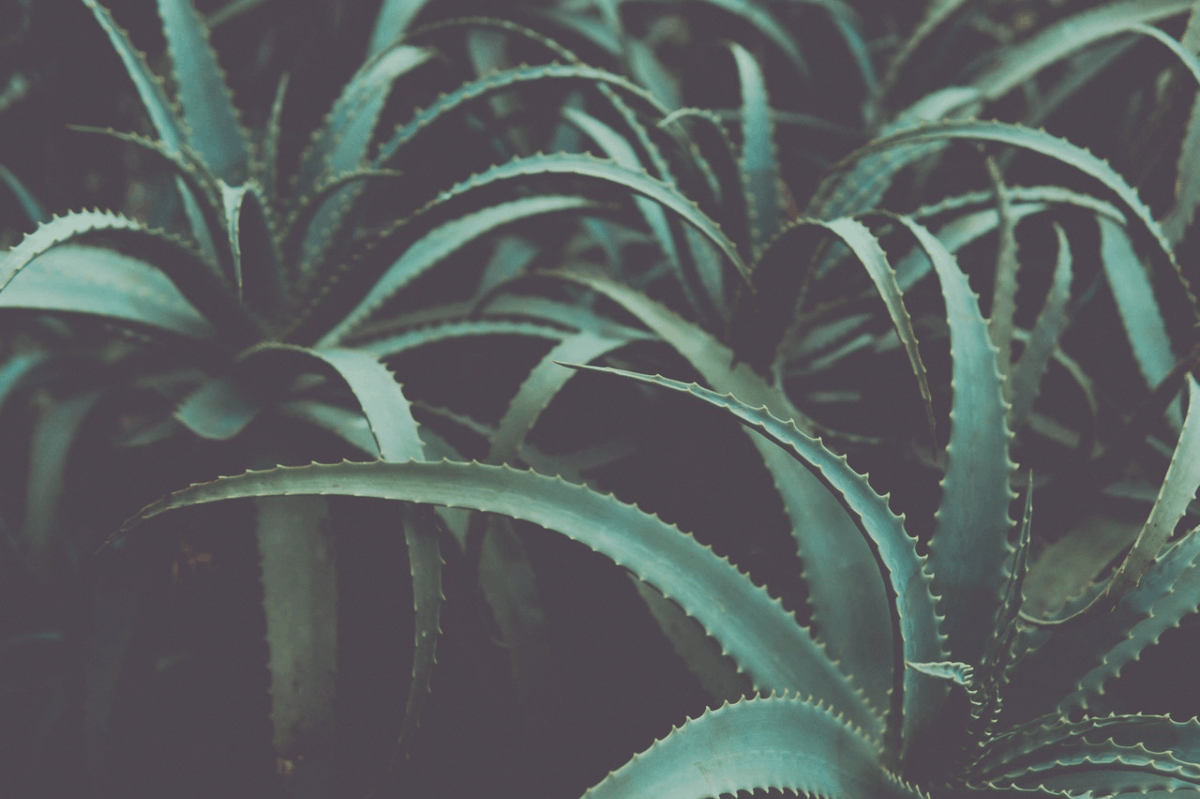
{"left": 4, "top": 0, "right": 1200, "bottom": 796}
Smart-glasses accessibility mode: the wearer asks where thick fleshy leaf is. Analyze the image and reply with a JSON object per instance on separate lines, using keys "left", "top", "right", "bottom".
{"left": 0, "top": 211, "right": 257, "bottom": 344}
{"left": 565, "top": 366, "right": 942, "bottom": 759}
{"left": 1, "top": 245, "right": 215, "bottom": 340}
{"left": 551, "top": 270, "right": 893, "bottom": 717}
{"left": 730, "top": 43, "right": 780, "bottom": 258}
{"left": 315, "top": 195, "right": 598, "bottom": 347}
{"left": 968, "top": 0, "right": 1197, "bottom": 101}
{"left": 820, "top": 121, "right": 1195, "bottom": 313}
{"left": 1097, "top": 215, "right": 1182, "bottom": 428}
{"left": 892, "top": 215, "right": 1015, "bottom": 666}
{"left": 368, "top": 0, "right": 434, "bottom": 58}
{"left": 114, "top": 459, "right": 881, "bottom": 739}
{"left": 1009, "top": 224, "right": 1072, "bottom": 431}
{"left": 487, "top": 331, "right": 632, "bottom": 464}
{"left": 157, "top": 0, "right": 251, "bottom": 182}
{"left": 581, "top": 696, "right": 918, "bottom": 799}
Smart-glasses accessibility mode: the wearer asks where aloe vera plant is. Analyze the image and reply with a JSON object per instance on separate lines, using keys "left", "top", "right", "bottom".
{"left": 8, "top": 0, "right": 1200, "bottom": 796}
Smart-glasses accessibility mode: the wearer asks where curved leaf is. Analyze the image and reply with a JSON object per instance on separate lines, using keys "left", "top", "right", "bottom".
{"left": 730, "top": 42, "right": 780, "bottom": 258}
{"left": 0, "top": 245, "right": 215, "bottom": 340}
{"left": 1009, "top": 224, "right": 1073, "bottom": 431}
{"left": 368, "top": 0, "right": 435, "bottom": 58}
{"left": 114, "top": 459, "right": 880, "bottom": 739}
{"left": 582, "top": 696, "right": 919, "bottom": 799}
{"left": 891, "top": 215, "right": 1015, "bottom": 667}
{"left": 316, "top": 195, "right": 599, "bottom": 347}
{"left": 565, "top": 366, "right": 942, "bottom": 761}
{"left": 157, "top": 0, "right": 250, "bottom": 182}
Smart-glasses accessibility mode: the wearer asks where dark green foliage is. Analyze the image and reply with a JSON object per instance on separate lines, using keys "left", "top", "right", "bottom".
{"left": 5, "top": 0, "right": 1200, "bottom": 797}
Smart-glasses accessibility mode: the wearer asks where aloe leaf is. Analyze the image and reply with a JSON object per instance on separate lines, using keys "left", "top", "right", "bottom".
{"left": 630, "top": 578, "right": 749, "bottom": 704}
{"left": 969, "top": 0, "right": 1196, "bottom": 101}
{"left": 262, "top": 72, "right": 288, "bottom": 203}
{"left": 275, "top": 399, "right": 378, "bottom": 457}
{"left": 0, "top": 245, "right": 215, "bottom": 340}
{"left": 658, "top": 0, "right": 811, "bottom": 83}
{"left": 368, "top": 0, "right": 434, "bottom": 59}
{"left": 563, "top": 107, "right": 696, "bottom": 308}
{"left": 313, "top": 195, "right": 598, "bottom": 347}
{"left": 173, "top": 373, "right": 262, "bottom": 441}
{"left": 828, "top": 120, "right": 1198, "bottom": 317}
{"left": 986, "top": 160, "right": 1021, "bottom": 385}
{"left": 730, "top": 43, "right": 780, "bottom": 259}
{"left": 372, "top": 63, "right": 666, "bottom": 169}
{"left": 1098, "top": 215, "right": 1182, "bottom": 428}
{"left": 1107, "top": 376, "right": 1200, "bottom": 600}
{"left": 1005, "top": 523, "right": 1200, "bottom": 722}
{"left": 221, "top": 181, "right": 282, "bottom": 318}
{"left": 892, "top": 214, "right": 1015, "bottom": 667}
{"left": 0, "top": 163, "right": 46, "bottom": 226}
{"left": 115, "top": 459, "right": 881, "bottom": 738}
{"left": 294, "top": 44, "right": 434, "bottom": 277}
{"left": 396, "top": 503, "right": 442, "bottom": 757}
{"left": 488, "top": 331, "right": 632, "bottom": 464}
{"left": 156, "top": 0, "right": 251, "bottom": 182}
{"left": 80, "top": 0, "right": 185, "bottom": 155}
{"left": 22, "top": 389, "right": 104, "bottom": 575}
{"left": 1163, "top": 6, "right": 1200, "bottom": 246}
{"left": 418, "top": 153, "right": 748, "bottom": 279}
{"left": 806, "top": 86, "right": 982, "bottom": 222}
{"left": 0, "top": 211, "right": 257, "bottom": 344}
{"left": 357, "top": 319, "right": 569, "bottom": 359}
{"left": 551, "top": 270, "right": 893, "bottom": 716}
{"left": 1009, "top": 224, "right": 1072, "bottom": 431}
{"left": 566, "top": 365, "right": 943, "bottom": 760}
{"left": 582, "top": 696, "right": 918, "bottom": 799}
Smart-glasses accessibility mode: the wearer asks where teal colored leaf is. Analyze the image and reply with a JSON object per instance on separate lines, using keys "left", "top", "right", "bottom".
{"left": 223, "top": 182, "right": 282, "bottom": 321}
{"left": 262, "top": 72, "right": 288, "bottom": 201}
{"left": 1164, "top": 7, "right": 1200, "bottom": 245}
{"left": 969, "top": 0, "right": 1196, "bottom": 101}
{"left": 565, "top": 366, "right": 942, "bottom": 760}
{"left": 551, "top": 270, "right": 893, "bottom": 717}
{"left": 1097, "top": 215, "right": 1182, "bottom": 428}
{"left": 0, "top": 210, "right": 257, "bottom": 344}
{"left": 396, "top": 503, "right": 443, "bottom": 757}
{"left": 294, "top": 43, "right": 434, "bottom": 276}
{"left": 368, "top": 0, "right": 435, "bottom": 58}
{"left": 157, "top": 0, "right": 251, "bottom": 182}
{"left": 581, "top": 696, "right": 919, "bottom": 799}
{"left": 172, "top": 373, "right": 262, "bottom": 441}
{"left": 892, "top": 214, "right": 1015, "bottom": 667}
{"left": 487, "top": 331, "right": 632, "bottom": 464}
{"left": 22, "top": 389, "right": 105, "bottom": 575}
{"left": 421, "top": 154, "right": 749, "bottom": 281}
{"left": 371, "top": 63, "right": 666, "bottom": 168}
{"left": 985, "top": 159, "right": 1021, "bottom": 384}
{"left": 255, "top": 494, "right": 336, "bottom": 759}
{"left": 730, "top": 42, "right": 780, "bottom": 258}
{"left": 0, "top": 163, "right": 46, "bottom": 226}
{"left": 314, "top": 195, "right": 598, "bottom": 347}
{"left": 1009, "top": 224, "right": 1072, "bottom": 431}
{"left": 0, "top": 245, "right": 215, "bottom": 340}
{"left": 114, "top": 459, "right": 881, "bottom": 739}
{"left": 80, "top": 0, "right": 185, "bottom": 155}
{"left": 357, "top": 319, "right": 568, "bottom": 359}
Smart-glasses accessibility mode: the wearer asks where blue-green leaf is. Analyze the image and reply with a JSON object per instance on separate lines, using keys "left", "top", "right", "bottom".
{"left": 730, "top": 42, "right": 780, "bottom": 258}
{"left": 114, "top": 459, "right": 880, "bottom": 738}
{"left": 582, "top": 696, "right": 918, "bottom": 799}
{"left": 891, "top": 215, "right": 1015, "bottom": 667}
{"left": 368, "top": 0, "right": 435, "bottom": 59}
{"left": 157, "top": 0, "right": 251, "bottom": 182}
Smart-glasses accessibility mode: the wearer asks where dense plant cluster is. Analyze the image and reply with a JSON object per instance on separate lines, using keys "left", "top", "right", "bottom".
{"left": 4, "top": 0, "right": 1200, "bottom": 796}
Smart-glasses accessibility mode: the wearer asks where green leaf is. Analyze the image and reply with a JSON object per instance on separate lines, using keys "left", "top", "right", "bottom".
{"left": 581, "top": 696, "right": 918, "bottom": 799}
{"left": 221, "top": 182, "right": 283, "bottom": 321}
{"left": 730, "top": 43, "right": 780, "bottom": 259}
{"left": 115, "top": 459, "right": 881, "bottom": 739}
{"left": 565, "top": 366, "right": 942, "bottom": 761}
{"left": 396, "top": 504, "right": 443, "bottom": 757}
{"left": 0, "top": 210, "right": 257, "bottom": 345}
{"left": 891, "top": 215, "right": 1015, "bottom": 666}
{"left": 313, "top": 195, "right": 599, "bottom": 347}
{"left": 487, "top": 331, "right": 632, "bottom": 464}
{"left": 0, "top": 245, "right": 215, "bottom": 340}
{"left": 156, "top": 0, "right": 251, "bottom": 182}
{"left": 969, "top": 0, "right": 1196, "bottom": 101}
{"left": 357, "top": 319, "right": 568, "bottom": 359}
{"left": 256, "top": 494, "right": 336, "bottom": 759}
{"left": 0, "top": 163, "right": 46, "bottom": 226}
{"left": 368, "top": 0, "right": 435, "bottom": 59}
{"left": 985, "top": 159, "right": 1021, "bottom": 386}
{"left": 1097, "top": 215, "right": 1182, "bottom": 428}
{"left": 551, "top": 270, "right": 893, "bottom": 718}
{"left": 1009, "top": 224, "right": 1072, "bottom": 431}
